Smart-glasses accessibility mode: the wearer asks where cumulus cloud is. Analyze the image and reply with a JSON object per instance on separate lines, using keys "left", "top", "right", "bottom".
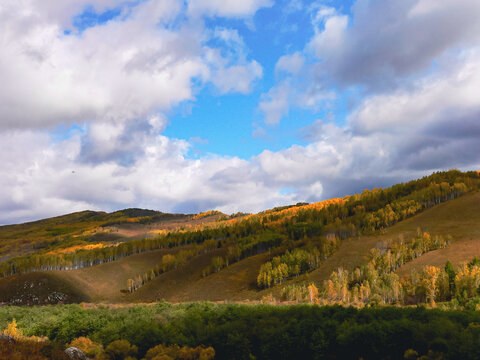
{"left": 0, "top": 0, "right": 265, "bottom": 131}
{"left": 0, "top": 0, "right": 200, "bottom": 129}
{"left": 259, "top": 53, "right": 480, "bottom": 195}
{"left": 206, "top": 27, "right": 264, "bottom": 94}
{"left": 187, "top": 0, "right": 273, "bottom": 18}
{"left": 350, "top": 51, "right": 480, "bottom": 134}
{"left": 0, "top": 0, "right": 271, "bottom": 224}
{"left": 308, "top": 0, "right": 480, "bottom": 90}
{"left": 259, "top": 56, "right": 335, "bottom": 124}
{"left": 261, "top": 0, "right": 480, "bottom": 125}
{"left": 258, "top": 82, "right": 291, "bottom": 125}
{"left": 0, "top": 128, "right": 302, "bottom": 224}
{"left": 257, "top": 0, "right": 480, "bottom": 174}
{"left": 252, "top": 0, "right": 480, "bottom": 204}
{"left": 2, "top": 0, "right": 480, "bottom": 226}
{"left": 212, "top": 61, "right": 263, "bottom": 94}
{"left": 275, "top": 52, "right": 305, "bottom": 76}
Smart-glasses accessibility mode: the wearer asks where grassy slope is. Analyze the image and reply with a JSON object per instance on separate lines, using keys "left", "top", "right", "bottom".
{"left": 131, "top": 251, "right": 272, "bottom": 302}
{"left": 56, "top": 246, "right": 196, "bottom": 303}
{"left": 306, "top": 190, "right": 480, "bottom": 283}
{"left": 2, "top": 192, "right": 480, "bottom": 304}
{"left": 131, "top": 191, "right": 480, "bottom": 302}
{"left": 0, "top": 211, "right": 105, "bottom": 259}
{"left": 0, "top": 209, "right": 226, "bottom": 261}
{"left": 163, "top": 190, "right": 480, "bottom": 302}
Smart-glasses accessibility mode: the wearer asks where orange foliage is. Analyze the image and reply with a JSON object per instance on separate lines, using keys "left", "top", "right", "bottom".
{"left": 68, "top": 337, "right": 103, "bottom": 358}
{"left": 267, "top": 197, "right": 348, "bottom": 218}
{"left": 3, "top": 319, "right": 23, "bottom": 338}
{"left": 193, "top": 210, "right": 223, "bottom": 220}
{"left": 46, "top": 242, "right": 119, "bottom": 255}
{"left": 2, "top": 320, "right": 48, "bottom": 344}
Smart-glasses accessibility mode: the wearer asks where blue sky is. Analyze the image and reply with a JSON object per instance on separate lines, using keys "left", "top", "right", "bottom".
{"left": 162, "top": 1, "right": 323, "bottom": 158}
{"left": 1, "top": 0, "right": 480, "bottom": 224}
{"left": 69, "top": 0, "right": 351, "bottom": 159}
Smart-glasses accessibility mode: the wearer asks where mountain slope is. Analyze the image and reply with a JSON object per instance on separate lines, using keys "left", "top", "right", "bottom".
{"left": 5, "top": 190, "right": 473, "bottom": 305}
{"left": 127, "top": 190, "right": 480, "bottom": 302}
{"left": 0, "top": 208, "right": 226, "bottom": 261}
{"left": 1, "top": 170, "right": 480, "bottom": 305}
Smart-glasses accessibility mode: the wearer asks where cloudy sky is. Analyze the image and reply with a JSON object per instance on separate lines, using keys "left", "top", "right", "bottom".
{"left": 1, "top": 0, "right": 479, "bottom": 224}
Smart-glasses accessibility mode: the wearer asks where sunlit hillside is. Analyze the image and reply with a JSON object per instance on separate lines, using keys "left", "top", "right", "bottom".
{"left": 1, "top": 170, "right": 480, "bottom": 308}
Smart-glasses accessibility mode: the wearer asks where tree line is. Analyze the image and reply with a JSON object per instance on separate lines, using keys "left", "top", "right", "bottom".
{"left": 257, "top": 236, "right": 340, "bottom": 288}
{"left": 1, "top": 170, "right": 478, "bottom": 279}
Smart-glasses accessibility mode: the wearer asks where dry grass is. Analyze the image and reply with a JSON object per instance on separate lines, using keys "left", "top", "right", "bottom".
{"left": 306, "top": 191, "right": 480, "bottom": 283}
{"left": 56, "top": 246, "right": 192, "bottom": 302}
{"left": 0, "top": 271, "right": 86, "bottom": 304}
{"left": 3, "top": 191, "right": 480, "bottom": 304}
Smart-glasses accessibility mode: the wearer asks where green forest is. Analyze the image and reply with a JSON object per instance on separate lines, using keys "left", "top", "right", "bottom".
{"left": 4, "top": 302, "right": 480, "bottom": 359}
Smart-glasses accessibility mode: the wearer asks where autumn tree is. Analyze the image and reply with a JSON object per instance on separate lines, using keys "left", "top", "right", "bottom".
{"left": 3, "top": 319, "right": 23, "bottom": 339}
{"left": 105, "top": 339, "right": 138, "bottom": 360}
{"left": 422, "top": 266, "right": 441, "bottom": 306}
{"left": 68, "top": 337, "right": 103, "bottom": 358}
{"left": 308, "top": 283, "right": 319, "bottom": 303}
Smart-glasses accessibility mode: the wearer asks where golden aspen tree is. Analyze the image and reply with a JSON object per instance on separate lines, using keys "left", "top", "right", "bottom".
{"left": 352, "top": 286, "right": 359, "bottom": 303}
{"left": 325, "top": 279, "right": 336, "bottom": 301}
{"left": 422, "top": 266, "right": 441, "bottom": 306}
{"left": 308, "top": 283, "right": 319, "bottom": 303}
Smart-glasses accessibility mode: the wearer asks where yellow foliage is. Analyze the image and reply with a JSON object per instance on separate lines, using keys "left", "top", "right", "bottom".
{"left": 455, "top": 264, "right": 480, "bottom": 298}
{"left": 260, "top": 198, "right": 348, "bottom": 226}
{"left": 326, "top": 279, "right": 336, "bottom": 300}
{"left": 193, "top": 210, "right": 223, "bottom": 220}
{"left": 422, "top": 266, "right": 441, "bottom": 306}
{"left": 3, "top": 319, "right": 23, "bottom": 338}
{"left": 68, "top": 337, "right": 104, "bottom": 357}
{"left": 46, "top": 243, "right": 106, "bottom": 255}
{"left": 308, "top": 284, "right": 319, "bottom": 303}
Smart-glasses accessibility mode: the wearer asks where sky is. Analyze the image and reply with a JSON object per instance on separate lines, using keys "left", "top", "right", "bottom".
{"left": 1, "top": 0, "right": 480, "bottom": 225}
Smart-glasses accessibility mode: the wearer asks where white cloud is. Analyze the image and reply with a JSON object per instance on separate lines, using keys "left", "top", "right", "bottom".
{"left": 350, "top": 50, "right": 480, "bottom": 134}
{"left": 206, "top": 28, "right": 263, "bottom": 94}
{"left": 0, "top": 0, "right": 267, "bottom": 131}
{"left": 0, "top": 0, "right": 203, "bottom": 129}
{"left": 254, "top": 43, "right": 480, "bottom": 201}
{"left": 308, "top": 0, "right": 480, "bottom": 89}
{"left": 3, "top": 46, "right": 480, "bottom": 225}
{"left": 0, "top": 127, "right": 301, "bottom": 224}
{"left": 275, "top": 52, "right": 305, "bottom": 75}
{"left": 213, "top": 27, "right": 245, "bottom": 49}
{"left": 212, "top": 61, "right": 263, "bottom": 94}
{"left": 308, "top": 12, "right": 348, "bottom": 57}
{"left": 187, "top": 0, "right": 273, "bottom": 18}
{"left": 258, "top": 82, "right": 291, "bottom": 125}
{"left": 2, "top": 0, "right": 480, "bottom": 226}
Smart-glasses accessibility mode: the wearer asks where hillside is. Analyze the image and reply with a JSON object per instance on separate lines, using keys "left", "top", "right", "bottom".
{"left": 0, "top": 208, "right": 229, "bottom": 262}
{"left": 3, "top": 190, "right": 480, "bottom": 305}
{"left": 123, "top": 190, "right": 480, "bottom": 303}
{"left": 1, "top": 170, "right": 480, "bottom": 306}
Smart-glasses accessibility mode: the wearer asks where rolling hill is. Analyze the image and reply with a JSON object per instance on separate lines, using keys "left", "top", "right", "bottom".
{"left": 1, "top": 170, "right": 480, "bottom": 306}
